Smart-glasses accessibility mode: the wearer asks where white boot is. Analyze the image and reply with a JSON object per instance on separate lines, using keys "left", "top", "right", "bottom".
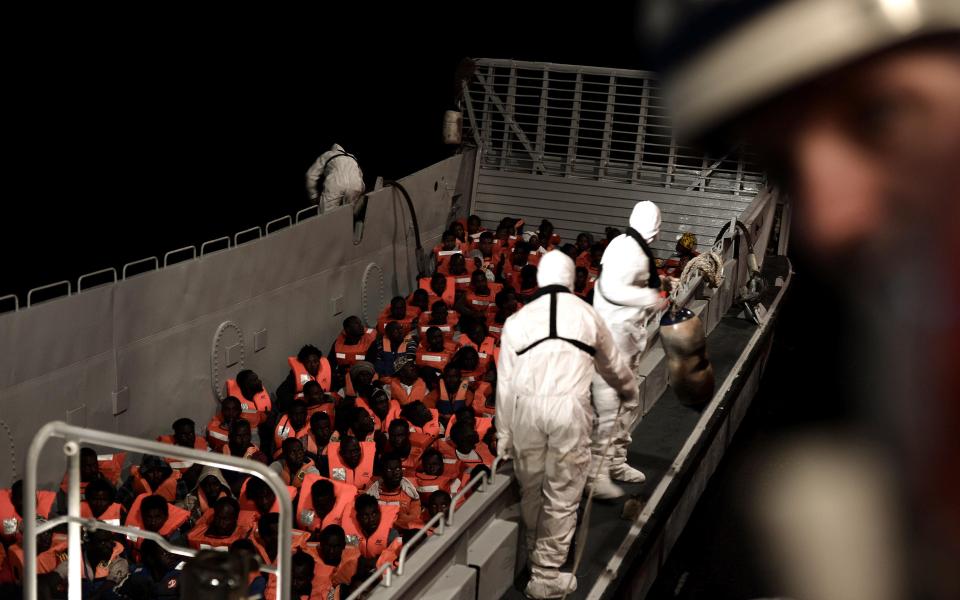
{"left": 609, "top": 463, "right": 646, "bottom": 483}
{"left": 524, "top": 569, "right": 577, "bottom": 599}
{"left": 587, "top": 473, "right": 625, "bottom": 500}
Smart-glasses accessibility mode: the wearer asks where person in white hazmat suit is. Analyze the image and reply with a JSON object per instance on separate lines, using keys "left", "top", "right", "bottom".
{"left": 590, "top": 200, "right": 669, "bottom": 499}
{"left": 497, "top": 250, "right": 639, "bottom": 599}
{"left": 304, "top": 143, "right": 365, "bottom": 214}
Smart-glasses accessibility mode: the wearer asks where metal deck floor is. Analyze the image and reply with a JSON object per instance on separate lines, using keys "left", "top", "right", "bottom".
{"left": 502, "top": 308, "right": 759, "bottom": 599}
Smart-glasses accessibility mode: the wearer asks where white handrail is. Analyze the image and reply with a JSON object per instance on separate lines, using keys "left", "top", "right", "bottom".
{"left": 23, "top": 421, "right": 293, "bottom": 600}
{"left": 395, "top": 512, "right": 446, "bottom": 576}
{"left": 344, "top": 562, "right": 394, "bottom": 600}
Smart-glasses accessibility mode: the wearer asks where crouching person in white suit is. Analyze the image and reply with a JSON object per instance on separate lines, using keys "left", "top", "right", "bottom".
{"left": 590, "top": 200, "right": 669, "bottom": 499}
{"left": 497, "top": 250, "right": 639, "bottom": 599}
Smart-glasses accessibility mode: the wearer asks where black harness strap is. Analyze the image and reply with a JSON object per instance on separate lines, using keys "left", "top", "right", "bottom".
{"left": 625, "top": 227, "right": 661, "bottom": 290}
{"left": 516, "top": 289, "right": 596, "bottom": 357}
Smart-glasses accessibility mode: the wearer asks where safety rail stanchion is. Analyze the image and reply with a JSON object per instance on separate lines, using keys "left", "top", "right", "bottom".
{"left": 0, "top": 293, "right": 20, "bottom": 312}
{"left": 295, "top": 205, "right": 319, "bottom": 223}
{"left": 162, "top": 245, "right": 197, "bottom": 267}
{"left": 266, "top": 215, "right": 293, "bottom": 234}
{"left": 24, "top": 421, "right": 294, "bottom": 600}
{"left": 233, "top": 226, "right": 262, "bottom": 246}
{"left": 395, "top": 512, "right": 446, "bottom": 576}
{"left": 446, "top": 467, "right": 490, "bottom": 527}
{"left": 344, "top": 562, "right": 394, "bottom": 600}
{"left": 77, "top": 268, "right": 118, "bottom": 292}
{"left": 200, "top": 236, "right": 231, "bottom": 256}
{"left": 27, "top": 280, "right": 71, "bottom": 307}
{"left": 122, "top": 257, "right": 159, "bottom": 280}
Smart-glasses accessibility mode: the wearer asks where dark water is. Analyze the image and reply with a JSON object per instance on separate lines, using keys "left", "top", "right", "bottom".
{"left": 2, "top": 7, "right": 645, "bottom": 305}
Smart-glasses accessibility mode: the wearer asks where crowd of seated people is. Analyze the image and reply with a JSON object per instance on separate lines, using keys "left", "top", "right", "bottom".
{"left": 0, "top": 215, "right": 684, "bottom": 598}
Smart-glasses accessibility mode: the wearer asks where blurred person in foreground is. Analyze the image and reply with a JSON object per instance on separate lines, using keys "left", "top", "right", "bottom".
{"left": 643, "top": 1, "right": 959, "bottom": 598}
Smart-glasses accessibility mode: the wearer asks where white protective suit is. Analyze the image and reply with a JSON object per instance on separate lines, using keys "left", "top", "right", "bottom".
{"left": 304, "top": 143, "right": 365, "bottom": 214}
{"left": 591, "top": 201, "right": 666, "bottom": 480}
{"left": 497, "top": 250, "right": 639, "bottom": 592}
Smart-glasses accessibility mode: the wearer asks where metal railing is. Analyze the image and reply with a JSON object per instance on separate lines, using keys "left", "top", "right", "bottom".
{"left": 345, "top": 458, "right": 506, "bottom": 599}
{"left": 463, "top": 58, "right": 764, "bottom": 195}
{"left": 24, "top": 421, "right": 293, "bottom": 600}
{"left": 2, "top": 204, "right": 327, "bottom": 314}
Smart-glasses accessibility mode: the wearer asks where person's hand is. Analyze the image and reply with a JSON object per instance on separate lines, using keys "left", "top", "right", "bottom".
{"left": 54, "top": 558, "right": 69, "bottom": 581}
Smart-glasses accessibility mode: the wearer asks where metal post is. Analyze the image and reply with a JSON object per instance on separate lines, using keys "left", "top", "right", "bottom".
{"left": 67, "top": 440, "right": 82, "bottom": 600}
{"left": 632, "top": 81, "right": 649, "bottom": 184}
{"left": 535, "top": 68, "right": 550, "bottom": 172}
{"left": 599, "top": 75, "right": 616, "bottom": 179}
{"left": 24, "top": 421, "right": 293, "bottom": 600}
{"left": 565, "top": 71, "right": 583, "bottom": 177}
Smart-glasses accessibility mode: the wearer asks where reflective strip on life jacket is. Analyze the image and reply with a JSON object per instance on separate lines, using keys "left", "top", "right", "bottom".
{"left": 334, "top": 329, "right": 377, "bottom": 365}
{"left": 289, "top": 356, "right": 333, "bottom": 395}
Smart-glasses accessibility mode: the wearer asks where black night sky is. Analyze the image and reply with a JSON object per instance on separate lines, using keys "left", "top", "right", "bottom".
{"left": 2, "top": 5, "right": 645, "bottom": 304}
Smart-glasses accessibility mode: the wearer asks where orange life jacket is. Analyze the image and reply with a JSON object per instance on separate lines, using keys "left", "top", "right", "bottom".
{"left": 333, "top": 328, "right": 377, "bottom": 368}
{"left": 220, "top": 442, "right": 264, "bottom": 461}
{"left": 414, "top": 472, "right": 463, "bottom": 504}
{"left": 279, "top": 458, "right": 319, "bottom": 490}
{"left": 186, "top": 516, "right": 250, "bottom": 550}
{"left": 444, "top": 415, "right": 494, "bottom": 442}
{"left": 306, "top": 397, "right": 337, "bottom": 419}
{"left": 459, "top": 335, "right": 499, "bottom": 373}
{"left": 59, "top": 452, "right": 127, "bottom": 496}
{"left": 376, "top": 305, "right": 420, "bottom": 337}
{"left": 124, "top": 493, "right": 190, "bottom": 544}
{"left": 196, "top": 488, "right": 228, "bottom": 515}
{"left": 438, "top": 440, "right": 495, "bottom": 473}
{"left": 289, "top": 356, "right": 333, "bottom": 396}
{"left": 418, "top": 311, "right": 458, "bottom": 341}
{"left": 408, "top": 408, "right": 442, "bottom": 442}
{"left": 1, "top": 538, "right": 67, "bottom": 584}
{"left": 302, "top": 544, "right": 360, "bottom": 596}
{"left": 464, "top": 283, "right": 503, "bottom": 314}
{"left": 156, "top": 435, "right": 209, "bottom": 473}
{"left": 426, "top": 380, "right": 471, "bottom": 417}
{"left": 226, "top": 379, "right": 271, "bottom": 425}
{"left": 205, "top": 416, "right": 232, "bottom": 452}
{"left": 366, "top": 478, "right": 423, "bottom": 530}
{"left": 80, "top": 501, "right": 123, "bottom": 526}
{"left": 296, "top": 473, "right": 358, "bottom": 533}
{"left": 1, "top": 489, "right": 55, "bottom": 542}
{"left": 470, "top": 382, "right": 497, "bottom": 417}
{"left": 236, "top": 479, "right": 297, "bottom": 513}
{"left": 390, "top": 378, "right": 428, "bottom": 406}
{"left": 394, "top": 444, "right": 425, "bottom": 478}
{"left": 326, "top": 442, "right": 376, "bottom": 491}
{"left": 418, "top": 276, "right": 456, "bottom": 307}
{"left": 415, "top": 339, "right": 459, "bottom": 372}
{"left": 130, "top": 465, "right": 182, "bottom": 502}
{"left": 85, "top": 541, "right": 125, "bottom": 580}
{"left": 303, "top": 431, "right": 330, "bottom": 458}
{"left": 273, "top": 414, "right": 312, "bottom": 459}
{"left": 432, "top": 243, "right": 463, "bottom": 269}
{"left": 341, "top": 504, "right": 402, "bottom": 567}
{"left": 355, "top": 396, "right": 400, "bottom": 433}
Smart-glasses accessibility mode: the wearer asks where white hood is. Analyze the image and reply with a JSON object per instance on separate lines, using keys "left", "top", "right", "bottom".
{"left": 536, "top": 250, "right": 575, "bottom": 289}
{"left": 629, "top": 201, "right": 661, "bottom": 244}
